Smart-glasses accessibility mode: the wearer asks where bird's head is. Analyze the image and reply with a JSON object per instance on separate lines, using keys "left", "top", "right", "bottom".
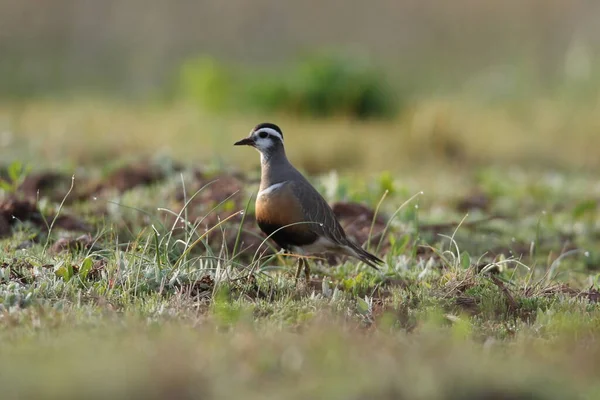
{"left": 234, "top": 122, "right": 284, "bottom": 162}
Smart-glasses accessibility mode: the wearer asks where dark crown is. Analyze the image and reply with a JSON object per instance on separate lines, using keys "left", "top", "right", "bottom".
{"left": 253, "top": 122, "right": 283, "bottom": 139}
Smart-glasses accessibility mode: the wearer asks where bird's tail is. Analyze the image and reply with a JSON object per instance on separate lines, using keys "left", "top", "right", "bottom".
{"left": 345, "top": 243, "right": 384, "bottom": 270}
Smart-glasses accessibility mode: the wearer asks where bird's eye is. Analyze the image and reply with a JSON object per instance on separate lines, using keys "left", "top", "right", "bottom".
{"left": 258, "top": 131, "right": 268, "bottom": 139}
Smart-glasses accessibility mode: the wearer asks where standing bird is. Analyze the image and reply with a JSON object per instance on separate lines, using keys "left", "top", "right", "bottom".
{"left": 234, "top": 122, "right": 384, "bottom": 281}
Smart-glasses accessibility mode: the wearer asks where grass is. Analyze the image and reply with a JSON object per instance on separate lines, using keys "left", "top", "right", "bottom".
{"left": 0, "top": 97, "right": 599, "bottom": 398}
{"left": 2, "top": 95, "right": 599, "bottom": 174}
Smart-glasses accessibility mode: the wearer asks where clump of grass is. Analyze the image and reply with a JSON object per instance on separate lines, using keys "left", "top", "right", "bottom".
{"left": 248, "top": 53, "right": 400, "bottom": 119}
{"left": 173, "top": 53, "right": 401, "bottom": 120}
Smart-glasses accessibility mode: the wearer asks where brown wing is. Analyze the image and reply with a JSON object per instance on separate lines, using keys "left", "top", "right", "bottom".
{"left": 290, "top": 178, "right": 384, "bottom": 269}
{"left": 289, "top": 180, "right": 350, "bottom": 246}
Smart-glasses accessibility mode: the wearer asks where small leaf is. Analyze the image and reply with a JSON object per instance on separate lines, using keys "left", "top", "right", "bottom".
{"left": 356, "top": 297, "right": 370, "bottom": 315}
{"left": 461, "top": 252, "right": 471, "bottom": 269}
{"left": 55, "top": 261, "right": 74, "bottom": 281}
{"left": 0, "top": 179, "right": 13, "bottom": 193}
{"left": 55, "top": 266, "right": 69, "bottom": 280}
{"left": 67, "top": 263, "right": 75, "bottom": 280}
{"left": 79, "top": 257, "right": 93, "bottom": 280}
{"left": 8, "top": 161, "right": 23, "bottom": 183}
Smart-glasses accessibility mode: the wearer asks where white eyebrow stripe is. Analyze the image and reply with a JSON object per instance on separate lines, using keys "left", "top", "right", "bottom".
{"left": 255, "top": 127, "right": 283, "bottom": 142}
{"left": 257, "top": 181, "right": 288, "bottom": 197}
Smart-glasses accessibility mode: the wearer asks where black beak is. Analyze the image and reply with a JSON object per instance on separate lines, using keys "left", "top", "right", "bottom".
{"left": 234, "top": 137, "right": 255, "bottom": 146}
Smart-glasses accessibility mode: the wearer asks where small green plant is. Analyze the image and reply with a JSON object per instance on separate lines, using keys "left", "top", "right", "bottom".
{"left": 0, "top": 161, "right": 30, "bottom": 194}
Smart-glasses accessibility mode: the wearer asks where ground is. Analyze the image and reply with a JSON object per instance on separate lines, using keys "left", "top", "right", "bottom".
{"left": 0, "top": 100, "right": 599, "bottom": 399}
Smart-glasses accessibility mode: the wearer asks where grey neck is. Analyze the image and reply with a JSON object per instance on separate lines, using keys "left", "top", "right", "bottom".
{"left": 260, "top": 146, "right": 295, "bottom": 188}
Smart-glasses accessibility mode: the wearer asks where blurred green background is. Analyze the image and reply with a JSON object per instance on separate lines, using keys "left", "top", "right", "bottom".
{"left": 2, "top": 0, "right": 599, "bottom": 97}
{"left": 1, "top": 0, "right": 599, "bottom": 175}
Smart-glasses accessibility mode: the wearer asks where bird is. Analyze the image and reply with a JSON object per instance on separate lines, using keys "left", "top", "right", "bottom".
{"left": 234, "top": 122, "right": 384, "bottom": 282}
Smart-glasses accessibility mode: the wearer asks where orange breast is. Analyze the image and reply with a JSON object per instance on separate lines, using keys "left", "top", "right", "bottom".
{"left": 255, "top": 183, "right": 317, "bottom": 239}
{"left": 255, "top": 184, "right": 304, "bottom": 226}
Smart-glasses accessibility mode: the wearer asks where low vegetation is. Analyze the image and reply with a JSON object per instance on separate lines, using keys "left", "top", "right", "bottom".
{"left": 0, "top": 118, "right": 598, "bottom": 397}
{"left": 175, "top": 54, "right": 399, "bottom": 119}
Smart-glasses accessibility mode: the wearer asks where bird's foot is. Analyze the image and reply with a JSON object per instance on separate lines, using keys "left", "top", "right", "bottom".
{"left": 293, "top": 258, "right": 311, "bottom": 288}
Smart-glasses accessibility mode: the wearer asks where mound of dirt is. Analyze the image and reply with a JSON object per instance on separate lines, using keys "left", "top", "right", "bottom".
{"left": 92, "top": 162, "right": 167, "bottom": 194}
{"left": 0, "top": 196, "right": 92, "bottom": 238}
{"left": 332, "top": 201, "right": 387, "bottom": 250}
{"left": 50, "top": 234, "right": 95, "bottom": 254}
{"left": 19, "top": 172, "right": 76, "bottom": 202}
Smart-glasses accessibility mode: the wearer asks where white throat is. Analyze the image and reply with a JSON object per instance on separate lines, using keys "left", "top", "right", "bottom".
{"left": 257, "top": 181, "right": 288, "bottom": 198}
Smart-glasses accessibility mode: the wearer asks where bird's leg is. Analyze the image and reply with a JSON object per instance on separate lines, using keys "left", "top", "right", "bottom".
{"left": 303, "top": 258, "right": 310, "bottom": 282}
{"left": 294, "top": 258, "right": 310, "bottom": 283}
{"left": 295, "top": 258, "right": 304, "bottom": 281}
